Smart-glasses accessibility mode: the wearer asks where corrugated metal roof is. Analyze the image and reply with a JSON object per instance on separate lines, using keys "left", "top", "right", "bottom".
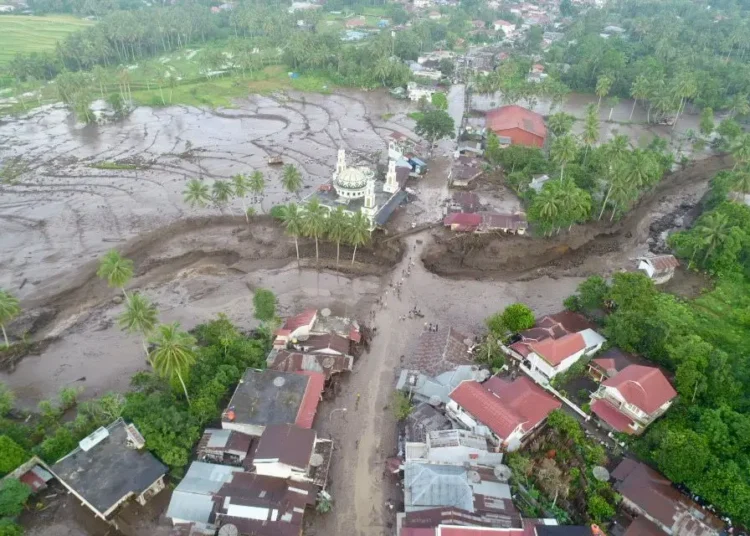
{"left": 206, "top": 429, "right": 231, "bottom": 448}
{"left": 166, "top": 490, "right": 216, "bottom": 524}
{"left": 166, "top": 462, "right": 243, "bottom": 523}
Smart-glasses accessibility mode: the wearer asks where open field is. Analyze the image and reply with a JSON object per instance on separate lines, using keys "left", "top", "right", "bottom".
{"left": 0, "top": 15, "right": 93, "bottom": 66}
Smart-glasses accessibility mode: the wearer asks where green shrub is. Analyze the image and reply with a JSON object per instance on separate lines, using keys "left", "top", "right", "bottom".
{"left": 0, "top": 437, "right": 28, "bottom": 476}
{"left": 0, "top": 479, "right": 30, "bottom": 517}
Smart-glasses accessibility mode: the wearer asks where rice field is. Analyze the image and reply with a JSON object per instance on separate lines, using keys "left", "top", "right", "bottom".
{"left": 0, "top": 15, "right": 93, "bottom": 66}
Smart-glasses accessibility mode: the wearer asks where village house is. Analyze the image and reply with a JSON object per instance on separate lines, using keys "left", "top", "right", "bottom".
{"left": 273, "top": 307, "right": 361, "bottom": 350}
{"left": 486, "top": 105, "right": 547, "bottom": 148}
{"left": 396, "top": 365, "right": 482, "bottom": 405}
{"left": 612, "top": 459, "right": 723, "bottom": 536}
{"left": 503, "top": 311, "right": 606, "bottom": 380}
{"left": 447, "top": 376, "right": 561, "bottom": 451}
{"left": 197, "top": 428, "right": 254, "bottom": 466}
{"left": 590, "top": 365, "right": 677, "bottom": 435}
{"left": 50, "top": 419, "right": 167, "bottom": 524}
{"left": 404, "top": 402, "right": 453, "bottom": 443}
{"left": 587, "top": 347, "right": 637, "bottom": 382}
{"left": 167, "top": 462, "right": 243, "bottom": 528}
{"left": 443, "top": 212, "right": 528, "bottom": 235}
{"left": 494, "top": 19, "right": 517, "bottom": 37}
{"left": 448, "top": 155, "right": 484, "bottom": 187}
{"left": 409, "top": 327, "right": 475, "bottom": 376}
{"left": 221, "top": 368, "right": 325, "bottom": 436}
{"left": 344, "top": 17, "right": 366, "bottom": 28}
{"left": 406, "top": 429, "right": 505, "bottom": 466}
{"left": 407, "top": 81, "right": 436, "bottom": 102}
{"left": 267, "top": 349, "right": 353, "bottom": 380}
{"left": 636, "top": 254, "right": 679, "bottom": 284}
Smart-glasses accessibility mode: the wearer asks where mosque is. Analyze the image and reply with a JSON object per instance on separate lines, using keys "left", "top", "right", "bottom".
{"left": 311, "top": 149, "right": 409, "bottom": 230}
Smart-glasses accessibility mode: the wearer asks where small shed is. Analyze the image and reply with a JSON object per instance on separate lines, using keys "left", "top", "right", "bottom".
{"left": 637, "top": 255, "right": 679, "bottom": 284}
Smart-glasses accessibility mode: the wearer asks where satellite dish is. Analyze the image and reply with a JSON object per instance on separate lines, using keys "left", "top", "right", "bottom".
{"left": 494, "top": 464, "right": 512, "bottom": 481}
{"left": 322, "top": 357, "right": 335, "bottom": 369}
{"left": 428, "top": 395, "right": 442, "bottom": 407}
{"left": 463, "top": 338, "right": 473, "bottom": 347}
{"left": 309, "top": 453, "right": 324, "bottom": 467}
{"left": 321, "top": 308, "right": 331, "bottom": 317}
{"left": 467, "top": 470, "right": 481, "bottom": 484}
{"left": 219, "top": 524, "right": 239, "bottom": 536}
{"left": 593, "top": 466, "right": 610, "bottom": 482}
{"left": 273, "top": 376, "right": 286, "bottom": 387}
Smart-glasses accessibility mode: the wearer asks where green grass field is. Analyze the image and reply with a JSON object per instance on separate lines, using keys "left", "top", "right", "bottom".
{"left": 0, "top": 15, "right": 93, "bottom": 66}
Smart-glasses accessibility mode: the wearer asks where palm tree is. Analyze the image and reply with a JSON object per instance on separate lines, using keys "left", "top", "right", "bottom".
{"left": 532, "top": 186, "right": 561, "bottom": 236}
{"left": 550, "top": 135, "right": 578, "bottom": 180}
{"left": 183, "top": 179, "right": 211, "bottom": 209}
{"left": 303, "top": 197, "right": 327, "bottom": 265}
{"left": 0, "top": 290, "right": 20, "bottom": 348}
{"left": 149, "top": 323, "right": 196, "bottom": 404}
{"left": 582, "top": 104, "right": 599, "bottom": 162}
{"left": 630, "top": 75, "right": 649, "bottom": 120}
{"left": 695, "top": 212, "right": 730, "bottom": 265}
{"left": 548, "top": 112, "right": 574, "bottom": 137}
{"left": 97, "top": 249, "right": 134, "bottom": 301}
{"left": 348, "top": 211, "right": 371, "bottom": 265}
{"left": 231, "top": 174, "right": 251, "bottom": 223}
{"left": 729, "top": 169, "right": 750, "bottom": 199}
{"left": 560, "top": 185, "right": 592, "bottom": 230}
{"left": 374, "top": 56, "right": 392, "bottom": 87}
{"left": 671, "top": 72, "right": 698, "bottom": 130}
{"left": 606, "top": 134, "right": 630, "bottom": 164}
{"left": 731, "top": 134, "right": 750, "bottom": 170}
{"left": 118, "top": 293, "right": 159, "bottom": 362}
{"left": 212, "top": 180, "right": 235, "bottom": 215}
{"left": 281, "top": 202, "right": 304, "bottom": 265}
{"left": 249, "top": 171, "right": 266, "bottom": 213}
{"left": 327, "top": 206, "right": 348, "bottom": 268}
{"left": 282, "top": 164, "right": 303, "bottom": 198}
{"left": 595, "top": 75, "right": 613, "bottom": 109}
{"left": 730, "top": 93, "right": 750, "bottom": 118}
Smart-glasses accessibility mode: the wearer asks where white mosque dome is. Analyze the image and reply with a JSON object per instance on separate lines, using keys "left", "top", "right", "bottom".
{"left": 335, "top": 167, "right": 368, "bottom": 190}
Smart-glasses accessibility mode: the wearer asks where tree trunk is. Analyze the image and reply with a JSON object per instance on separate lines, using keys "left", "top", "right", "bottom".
{"left": 560, "top": 163, "right": 565, "bottom": 181}
{"left": 599, "top": 184, "right": 613, "bottom": 220}
{"left": 294, "top": 237, "right": 300, "bottom": 267}
{"left": 336, "top": 240, "right": 340, "bottom": 268}
{"left": 1, "top": 325, "right": 8, "bottom": 348}
{"left": 630, "top": 99, "right": 637, "bottom": 120}
{"left": 142, "top": 339, "right": 152, "bottom": 365}
{"left": 176, "top": 370, "right": 191, "bottom": 405}
{"left": 351, "top": 243, "right": 358, "bottom": 264}
{"left": 610, "top": 201, "right": 618, "bottom": 222}
{"left": 315, "top": 236, "right": 319, "bottom": 265}
{"left": 122, "top": 288, "right": 131, "bottom": 304}
{"left": 241, "top": 198, "right": 249, "bottom": 223}
{"left": 609, "top": 107, "right": 614, "bottom": 121}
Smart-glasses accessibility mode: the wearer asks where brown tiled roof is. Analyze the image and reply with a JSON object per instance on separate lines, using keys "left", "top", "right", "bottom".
{"left": 643, "top": 254, "right": 680, "bottom": 274}
{"left": 253, "top": 424, "right": 315, "bottom": 470}
{"left": 409, "top": 327, "right": 473, "bottom": 376}
{"left": 612, "top": 459, "right": 723, "bottom": 536}
{"left": 485, "top": 105, "right": 546, "bottom": 139}
{"left": 479, "top": 212, "right": 527, "bottom": 231}
{"left": 529, "top": 332, "right": 586, "bottom": 366}
{"left": 268, "top": 350, "right": 352, "bottom": 379}
{"left": 452, "top": 192, "right": 481, "bottom": 212}
{"left": 590, "top": 399, "right": 635, "bottom": 434}
{"left": 302, "top": 333, "right": 351, "bottom": 355}
{"left": 279, "top": 309, "right": 317, "bottom": 332}
{"left": 591, "top": 348, "right": 637, "bottom": 378}
{"left": 623, "top": 516, "right": 664, "bottom": 536}
{"left": 603, "top": 365, "right": 677, "bottom": 414}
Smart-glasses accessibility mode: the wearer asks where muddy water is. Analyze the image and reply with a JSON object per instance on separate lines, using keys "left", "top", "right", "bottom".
{"left": 0, "top": 90, "right": 415, "bottom": 303}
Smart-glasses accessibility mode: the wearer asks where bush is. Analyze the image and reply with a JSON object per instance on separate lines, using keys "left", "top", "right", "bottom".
{"left": 0, "top": 519, "right": 23, "bottom": 536}
{"left": 270, "top": 205, "right": 286, "bottom": 221}
{"left": 253, "top": 289, "right": 277, "bottom": 323}
{"left": 0, "top": 437, "right": 28, "bottom": 476}
{"left": 392, "top": 392, "right": 412, "bottom": 421}
{"left": 0, "top": 479, "right": 30, "bottom": 518}
{"left": 587, "top": 493, "right": 616, "bottom": 524}
{"left": 501, "top": 303, "right": 535, "bottom": 332}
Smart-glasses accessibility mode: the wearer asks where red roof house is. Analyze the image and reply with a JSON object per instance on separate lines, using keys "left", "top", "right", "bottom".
{"left": 590, "top": 365, "right": 676, "bottom": 435}
{"left": 485, "top": 105, "right": 547, "bottom": 147}
{"left": 345, "top": 17, "right": 366, "bottom": 28}
{"left": 448, "top": 377, "right": 560, "bottom": 449}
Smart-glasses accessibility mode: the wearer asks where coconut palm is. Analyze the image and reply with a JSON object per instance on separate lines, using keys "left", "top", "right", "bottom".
{"left": 327, "top": 206, "right": 348, "bottom": 268}
{"left": 348, "top": 211, "right": 371, "bottom": 265}
{"left": 622, "top": 149, "right": 659, "bottom": 190}
{"left": 695, "top": 212, "right": 730, "bottom": 264}
{"left": 729, "top": 169, "right": 750, "bottom": 199}
{"left": 303, "top": 197, "right": 327, "bottom": 265}
{"left": 606, "top": 134, "right": 631, "bottom": 164}
{"left": 731, "top": 134, "right": 750, "bottom": 170}
{"left": 595, "top": 74, "right": 613, "bottom": 109}
{"left": 282, "top": 164, "right": 303, "bottom": 197}
{"left": 149, "top": 323, "right": 196, "bottom": 404}
{"left": 118, "top": 293, "right": 159, "bottom": 362}
{"left": 281, "top": 202, "right": 304, "bottom": 264}
{"left": 97, "top": 249, "right": 134, "bottom": 301}
{"left": 231, "top": 174, "right": 251, "bottom": 223}
{"left": 249, "top": 171, "right": 266, "bottom": 213}
{"left": 730, "top": 93, "right": 750, "bottom": 119}
{"left": 671, "top": 71, "right": 698, "bottom": 130}
{"left": 582, "top": 104, "right": 599, "bottom": 162}
{"left": 0, "top": 290, "right": 20, "bottom": 348}
{"left": 560, "top": 185, "right": 592, "bottom": 230}
{"left": 550, "top": 135, "right": 578, "bottom": 180}
{"left": 630, "top": 75, "right": 649, "bottom": 120}
{"left": 547, "top": 112, "right": 575, "bottom": 137}
{"left": 212, "top": 180, "right": 235, "bottom": 215}
{"left": 183, "top": 179, "right": 211, "bottom": 209}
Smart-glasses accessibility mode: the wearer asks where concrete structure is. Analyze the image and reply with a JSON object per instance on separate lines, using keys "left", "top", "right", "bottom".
{"left": 590, "top": 365, "right": 676, "bottom": 435}
{"left": 408, "top": 81, "right": 436, "bottom": 102}
{"left": 267, "top": 349, "right": 353, "bottom": 380}
{"left": 504, "top": 312, "right": 606, "bottom": 380}
{"left": 447, "top": 377, "right": 561, "bottom": 450}
{"left": 612, "top": 459, "right": 723, "bottom": 536}
{"left": 448, "top": 156, "right": 483, "bottom": 187}
{"left": 396, "top": 365, "right": 481, "bottom": 405}
{"left": 50, "top": 419, "right": 166, "bottom": 521}
{"left": 406, "top": 429, "right": 504, "bottom": 466}
{"left": 637, "top": 255, "right": 679, "bottom": 284}
{"left": 493, "top": 19, "right": 516, "bottom": 36}
{"left": 221, "top": 368, "right": 325, "bottom": 436}
{"left": 486, "top": 105, "right": 547, "bottom": 147}
{"left": 443, "top": 212, "right": 528, "bottom": 234}
{"left": 167, "top": 462, "right": 243, "bottom": 527}
{"left": 588, "top": 347, "right": 637, "bottom": 382}
{"left": 196, "top": 428, "right": 254, "bottom": 466}
{"left": 405, "top": 403, "right": 453, "bottom": 443}
{"left": 308, "top": 148, "right": 408, "bottom": 230}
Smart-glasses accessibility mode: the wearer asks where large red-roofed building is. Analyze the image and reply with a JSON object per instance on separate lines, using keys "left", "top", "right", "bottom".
{"left": 485, "top": 105, "right": 547, "bottom": 147}
{"left": 447, "top": 376, "right": 561, "bottom": 450}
